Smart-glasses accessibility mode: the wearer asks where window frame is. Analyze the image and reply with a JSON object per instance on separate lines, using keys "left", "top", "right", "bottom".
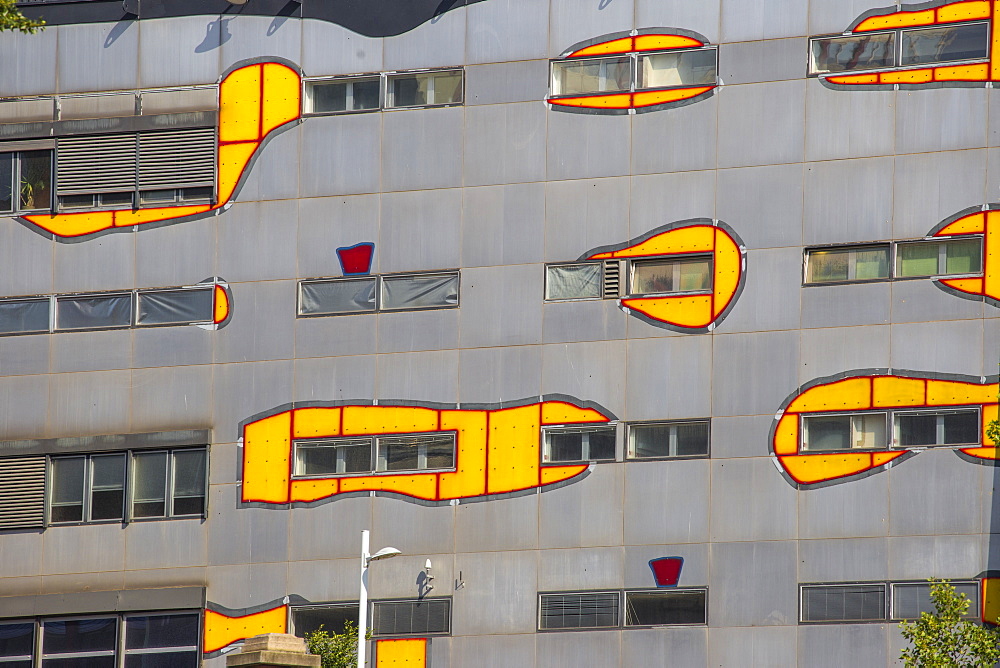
{"left": 627, "top": 253, "right": 714, "bottom": 297}
{"left": 540, "top": 424, "right": 618, "bottom": 465}
{"left": 296, "top": 270, "right": 460, "bottom": 317}
{"left": 538, "top": 588, "right": 708, "bottom": 631}
{"left": 800, "top": 407, "right": 982, "bottom": 453}
{"left": 889, "top": 581, "right": 980, "bottom": 621}
{"left": 537, "top": 590, "right": 622, "bottom": 632}
{"left": 799, "top": 582, "right": 889, "bottom": 624}
{"left": 370, "top": 597, "right": 452, "bottom": 637}
{"left": 622, "top": 588, "right": 709, "bottom": 627}
{"left": 543, "top": 261, "right": 605, "bottom": 302}
{"left": 803, "top": 243, "right": 892, "bottom": 285}
{"left": 891, "top": 407, "right": 981, "bottom": 449}
{"left": 625, "top": 419, "right": 711, "bottom": 461}
{"left": 802, "top": 236, "right": 984, "bottom": 286}
{"left": 894, "top": 236, "right": 984, "bottom": 280}
{"left": 799, "top": 411, "right": 890, "bottom": 453}
{"left": 384, "top": 68, "right": 465, "bottom": 110}
{"left": 288, "top": 602, "right": 361, "bottom": 638}
{"left": 291, "top": 432, "right": 458, "bottom": 479}
{"left": 302, "top": 73, "right": 383, "bottom": 116}
{"left": 0, "top": 149, "right": 54, "bottom": 215}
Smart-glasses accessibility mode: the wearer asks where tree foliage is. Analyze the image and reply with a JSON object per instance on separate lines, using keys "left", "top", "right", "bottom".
{"left": 0, "top": 0, "right": 44, "bottom": 33}
{"left": 899, "top": 580, "right": 1000, "bottom": 668}
{"left": 304, "top": 622, "right": 370, "bottom": 668}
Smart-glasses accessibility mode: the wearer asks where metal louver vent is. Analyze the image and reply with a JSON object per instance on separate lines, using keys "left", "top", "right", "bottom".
{"left": 602, "top": 260, "right": 622, "bottom": 299}
{"left": 56, "top": 134, "right": 137, "bottom": 195}
{"left": 138, "top": 128, "right": 215, "bottom": 190}
{"left": 0, "top": 456, "right": 46, "bottom": 530}
{"left": 372, "top": 599, "right": 451, "bottom": 636}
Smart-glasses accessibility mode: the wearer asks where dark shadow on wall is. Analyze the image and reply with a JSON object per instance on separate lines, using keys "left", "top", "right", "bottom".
{"left": 103, "top": 17, "right": 135, "bottom": 48}
{"left": 195, "top": 17, "right": 231, "bottom": 53}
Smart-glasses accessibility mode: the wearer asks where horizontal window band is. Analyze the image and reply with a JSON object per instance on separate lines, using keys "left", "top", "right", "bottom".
{"left": 0, "top": 111, "right": 217, "bottom": 141}
{"left": 0, "top": 429, "right": 210, "bottom": 458}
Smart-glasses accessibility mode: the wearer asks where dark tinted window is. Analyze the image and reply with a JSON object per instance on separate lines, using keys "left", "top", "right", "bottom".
{"left": 292, "top": 606, "right": 359, "bottom": 637}
{"left": 372, "top": 599, "right": 450, "bottom": 636}
{"left": 137, "top": 289, "right": 213, "bottom": 326}
{"left": 624, "top": 590, "right": 706, "bottom": 626}
{"left": 0, "top": 298, "right": 50, "bottom": 334}
{"left": 124, "top": 614, "right": 199, "bottom": 649}
{"left": 56, "top": 294, "right": 132, "bottom": 330}
{"left": 42, "top": 618, "right": 117, "bottom": 654}
{"left": 299, "top": 279, "right": 377, "bottom": 315}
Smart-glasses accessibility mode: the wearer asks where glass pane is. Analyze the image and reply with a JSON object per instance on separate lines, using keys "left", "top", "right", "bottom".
{"left": 676, "top": 258, "right": 712, "bottom": 291}
{"left": 309, "top": 78, "right": 381, "bottom": 113}
{"left": 123, "top": 652, "right": 198, "bottom": 668}
{"left": 59, "top": 195, "right": 96, "bottom": 210}
{"left": 125, "top": 614, "right": 199, "bottom": 650}
{"left": 388, "top": 74, "right": 429, "bottom": 107}
{"left": 56, "top": 294, "right": 132, "bottom": 330}
{"left": 50, "top": 457, "right": 86, "bottom": 523}
{"left": 810, "top": 33, "right": 895, "bottom": 74}
{"left": 349, "top": 79, "right": 382, "bottom": 111}
{"left": 806, "top": 249, "right": 850, "bottom": 283}
{"left": 171, "top": 450, "right": 206, "bottom": 516}
{"left": 901, "top": 22, "right": 989, "bottom": 66}
{"left": 423, "top": 436, "right": 456, "bottom": 469}
{"left": 801, "top": 585, "right": 885, "bottom": 622}
{"left": 897, "top": 413, "right": 938, "bottom": 446}
{"left": 587, "top": 429, "right": 616, "bottom": 460}
{"left": 19, "top": 150, "right": 51, "bottom": 211}
{"left": 630, "top": 423, "right": 673, "bottom": 458}
{"left": 897, "top": 411, "right": 979, "bottom": 446}
{"left": 139, "top": 189, "right": 175, "bottom": 204}
{"left": 42, "top": 618, "right": 116, "bottom": 654}
{"left": 892, "top": 582, "right": 979, "bottom": 620}
{"left": 632, "top": 258, "right": 711, "bottom": 295}
{"left": 137, "top": 289, "right": 213, "bottom": 326}
{"left": 897, "top": 242, "right": 940, "bottom": 277}
{"left": 676, "top": 422, "right": 710, "bottom": 456}
{"left": 178, "top": 186, "right": 212, "bottom": 202}
{"left": 377, "top": 435, "right": 455, "bottom": 472}
{"left": 545, "top": 431, "right": 584, "bottom": 462}
{"left": 0, "top": 622, "right": 34, "bottom": 658}
{"left": 853, "top": 413, "right": 886, "bottom": 449}
{"left": 0, "top": 153, "right": 13, "bottom": 212}
{"left": 99, "top": 192, "right": 133, "bottom": 208}
{"left": 803, "top": 416, "right": 851, "bottom": 451}
{"left": 298, "top": 279, "right": 376, "bottom": 316}
{"left": 310, "top": 81, "right": 349, "bottom": 113}
{"left": 380, "top": 273, "right": 459, "bottom": 310}
{"left": 429, "top": 72, "right": 463, "bottom": 105}
{"left": 0, "top": 298, "right": 50, "bottom": 334}
{"left": 296, "top": 440, "right": 371, "bottom": 475}
{"left": 545, "top": 264, "right": 602, "bottom": 300}
{"left": 943, "top": 239, "right": 982, "bottom": 275}
{"left": 540, "top": 593, "right": 619, "bottom": 629}
{"left": 639, "top": 49, "right": 716, "bottom": 89}
{"left": 854, "top": 247, "right": 891, "bottom": 280}
{"left": 132, "top": 452, "right": 167, "bottom": 518}
{"left": 90, "top": 454, "right": 125, "bottom": 521}
{"left": 551, "top": 57, "right": 632, "bottom": 96}
{"left": 944, "top": 411, "right": 979, "bottom": 445}
{"left": 292, "top": 606, "right": 359, "bottom": 637}
{"left": 41, "top": 657, "right": 116, "bottom": 668}
{"left": 625, "top": 590, "right": 706, "bottom": 625}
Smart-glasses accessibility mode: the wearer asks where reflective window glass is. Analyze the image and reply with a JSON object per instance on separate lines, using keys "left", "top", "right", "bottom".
{"left": 124, "top": 614, "right": 199, "bottom": 650}
{"left": 89, "top": 454, "right": 125, "bottom": 522}
{"left": 291, "top": 606, "right": 359, "bottom": 637}
{"left": 376, "top": 434, "right": 455, "bottom": 472}
{"left": 803, "top": 414, "right": 887, "bottom": 451}
{"left": 380, "top": 273, "right": 458, "bottom": 311}
{"left": 900, "top": 22, "right": 989, "bottom": 66}
{"left": 628, "top": 421, "right": 709, "bottom": 459}
{"left": 624, "top": 590, "right": 706, "bottom": 626}
{"left": 801, "top": 585, "right": 886, "bottom": 622}
{"left": 806, "top": 246, "right": 890, "bottom": 283}
{"left": 308, "top": 77, "right": 381, "bottom": 113}
{"left": 551, "top": 57, "right": 632, "bottom": 96}
{"left": 137, "top": 288, "right": 213, "bottom": 326}
{"left": 810, "top": 33, "right": 895, "bottom": 74}
{"left": 298, "top": 279, "right": 377, "bottom": 316}
{"left": 631, "top": 257, "right": 712, "bottom": 295}
{"left": 543, "top": 427, "right": 616, "bottom": 463}
{"left": 42, "top": 618, "right": 117, "bottom": 655}
{"left": 19, "top": 150, "right": 51, "bottom": 211}
{"left": 0, "top": 622, "right": 34, "bottom": 661}
{"left": 0, "top": 298, "right": 51, "bottom": 335}
{"left": 895, "top": 410, "right": 980, "bottom": 447}
{"left": 171, "top": 450, "right": 206, "bottom": 516}
{"left": 50, "top": 457, "right": 86, "bottom": 523}
{"left": 131, "top": 452, "right": 167, "bottom": 519}
{"left": 0, "top": 152, "right": 13, "bottom": 213}
{"left": 387, "top": 71, "right": 463, "bottom": 108}
{"left": 545, "top": 263, "right": 602, "bottom": 301}
{"left": 638, "top": 49, "right": 717, "bottom": 89}
{"left": 55, "top": 293, "right": 132, "bottom": 331}
{"left": 943, "top": 238, "right": 982, "bottom": 275}
{"left": 891, "top": 582, "right": 979, "bottom": 620}
{"left": 897, "top": 238, "right": 983, "bottom": 278}
{"left": 294, "top": 439, "right": 372, "bottom": 476}
{"left": 371, "top": 600, "right": 450, "bottom": 636}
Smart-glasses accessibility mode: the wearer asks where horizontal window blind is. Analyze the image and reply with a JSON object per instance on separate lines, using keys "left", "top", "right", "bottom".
{"left": 56, "top": 134, "right": 136, "bottom": 195}
{"left": 0, "top": 456, "right": 46, "bottom": 529}
{"left": 137, "top": 128, "right": 215, "bottom": 190}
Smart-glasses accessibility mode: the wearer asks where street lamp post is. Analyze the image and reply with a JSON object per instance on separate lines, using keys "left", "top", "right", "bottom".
{"left": 357, "top": 530, "right": 401, "bottom": 668}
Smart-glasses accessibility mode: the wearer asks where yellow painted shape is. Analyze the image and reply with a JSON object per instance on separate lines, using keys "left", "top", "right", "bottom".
{"left": 983, "top": 214, "right": 1000, "bottom": 301}
{"left": 292, "top": 407, "right": 342, "bottom": 438}
{"left": 634, "top": 34, "right": 704, "bottom": 51}
{"left": 937, "top": 0, "right": 991, "bottom": 22}
{"left": 260, "top": 63, "right": 301, "bottom": 137}
{"left": 242, "top": 412, "right": 291, "bottom": 503}
{"left": 290, "top": 478, "right": 340, "bottom": 502}
{"left": 589, "top": 225, "right": 715, "bottom": 259}
{"left": 778, "top": 453, "right": 884, "bottom": 485}
{"left": 872, "top": 376, "right": 926, "bottom": 407}
{"left": 933, "top": 62, "right": 989, "bottom": 81}
{"left": 631, "top": 86, "right": 714, "bottom": 107}
{"left": 962, "top": 446, "right": 1000, "bottom": 459}
{"left": 772, "top": 414, "right": 799, "bottom": 456}
{"left": 213, "top": 284, "right": 230, "bottom": 324}
{"left": 23, "top": 210, "right": 114, "bottom": 237}
{"left": 712, "top": 229, "right": 741, "bottom": 317}
{"left": 541, "top": 402, "right": 609, "bottom": 425}
{"left": 549, "top": 93, "right": 633, "bottom": 109}
{"left": 539, "top": 464, "right": 589, "bottom": 485}
{"left": 826, "top": 73, "right": 881, "bottom": 84}
{"left": 855, "top": 8, "right": 935, "bottom": 31}
{"left": 786, "top": 377, "right": 872, "bottom": 413}
{"left": 926, "top": 379, "right": 998, "bottom": 405}
{"left": 872, "top": 451, "right": 908, "bottom": 467}
{"left": 217, "top": 141, "right": 260, "bottom": 204}
{"left": 112, "top": 204, "right": 213, "bottom": 227}
{"left": 203, "top": 606, "right": 287, "bottom": 654}
{"left": 992, "top": 0, "right": 1000, "bottom": 81}
{"left": 984, "top": 579, "right": 1000, "bottom": 624}
{"left": 570, "top": 37, "right": 635, "bottom": 57}
{"left": 622, "top": 294, "right": 713, "bottom": 329}
{"left": 937, "top": 212, "right": 985, "bottom": 235}
{"left": 879, "top": 68, "right": 934, "bottom": 84}
{"left": 338, "top": 472, "right": 439, "bottom": 499}
{"left": 488, "top": 404, "right": 541, "bottom": 494}
{"left": 342, "top": 406, "right": 440, "bottom": 436}
{"left": 376, "top": 638, "right": 426, "bottom": 667}
{"left": 938, "top": 277, "right": 984, "bottom": 295}
{"left": 219, "top": 64, "right": 263, "bottom": 143}
{"left": 983, "top": 403, "right": 999, "bottom": 445}
{"left": 437, "top": 410, "right": 488, "bottom": 499}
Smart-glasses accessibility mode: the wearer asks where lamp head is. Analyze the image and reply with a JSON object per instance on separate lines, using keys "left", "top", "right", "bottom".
{"left": 368, "top": 546, "right": 402, "bottom": 562}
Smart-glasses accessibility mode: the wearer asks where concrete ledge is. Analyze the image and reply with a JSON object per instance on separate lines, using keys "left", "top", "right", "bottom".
{"left": 225, "top": 650, "right": 321, "bottom": 667}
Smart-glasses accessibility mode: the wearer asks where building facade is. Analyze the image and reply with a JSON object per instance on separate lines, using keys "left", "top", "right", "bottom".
{"left": 0, "top": 0, "right": 997, "bottom": 665}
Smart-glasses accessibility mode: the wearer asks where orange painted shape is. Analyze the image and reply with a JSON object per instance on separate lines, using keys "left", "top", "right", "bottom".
{"left": 203, "top": 606, "right": 287, "bottom": 654}
{"left": 712, "top": 228, "right": 742, "bottom": 318}
{"left": 376, "top": 638, "right": 427, "bottom": 667}
{"left": 292, "top": 407, "right": 342, "bottom": 439}
{"left": 633, "top": 34, "right": 703, "bottom": 51}
{"left": 992, "top": 0, "right": 1000, "bottom": 81}
{"left": 961, "top": 446, "right": 1000, "bottom": 459}
{"left": 213, "top": 284, "right": 230, "bottom": 324}
{"left": 539, "top": 464, "right": 589, "bottom": 485}
{"left": 938, "top": 277, "right": 985, "bottom": 295}
{"left": 933, "top": 62, "right": 990, "bottom": 81}
{"left": 778, "top": 453, "right": 889, "bottom": 485}
{"left": 878, "top": 68, "right": 935, "bottom": 84}
{"left": 936, "top": 212, "right": 985, "bottom": 236}
{"left": 260, "top": 62, "right": 302, "bottom": 137}
{"left": 342, "top": 406, "right": 440, "bottom": 436}
{"left": 983, "top": 578, "right": 1000, "bottom": 624}
{"left": 872, "top": 376, "right": 927, "bottom": 407}
{"left": 488, "top": 404, "right": 541, "bottom": 494}
{"left": 825, "top": 73, "right": 881, "bottom": 85}
{"left": 786, "top": 377, "right": 873, "bottom": 413}
{"left": 982, "top": 215, "right": 1000, "bottom": 301}
{"left": 772, "top": 414, "right": 799, "bottom": 456}
{"left": 216, "top": 141, "right": 260, "bottom": 204}
{"left": 547, "top": 93, "right": 633, "bottom": 109}
{"left": 569, "top": 36, "right": 636, "bottom": 57}
{"left": 23, "top": 210, "right": 115, "bottom": 238}
{"left": 936, "top": 0, "right": 991, "bottom": 22}
{"left": 926, "top": 379, "right": 998, "bottom": 406}
{"left": 631, "top": 86, "right": 714, "bottom": 107}
{"left": 622, "top": 294, "right": 714, "bottom": 329}
{"left": 219, "top": 63, "right": 264, "bottom": 143}
{"left": 541, "top": 402, "right": 610, "bottom": 425}
{"left": 855, "top": 8, "right": 936, "bottom": 31}
{"left": 871, "top": 451, "right": 908, "bottom": 467}
{"left": 437, "top": 410, "right": 488, "bottom": 499}
{"left": 338, "top": 472, "right": 439, "bottom": 500}
{"left": 112, "top": 204, "right": 212, "bottom": 227}
{"left": 290, "top": 477, "right": 340, "bottom": 502}
{"left": 589, "top": 225, "right": 715, "bottom": 259}
{"left": 242, "top": 412, "right": 292, "bottom": 504}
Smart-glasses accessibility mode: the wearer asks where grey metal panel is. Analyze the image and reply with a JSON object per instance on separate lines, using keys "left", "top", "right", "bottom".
{"left": 805, "top": 81, "right": 895, "bottom": 162}
{"left": 623, "top": 459, "right": 710, "bottom": 547}
{"left": 297, "top": 194, "right": 380, "bottom": 279}
{"left": 138, "top": 16, "right": 222, "bottom": 89}
{"left": 247, "top": 506, "right": 291, "bottom": 565}
{"left": 708, "top": 626, "right": 797, "bottom": 668}
{"left": 545, "top": 177, "right": 630, "bottom": 263}
{"left": 133, "top": 326, "right": 214, "bottom": 369}
{"left": 455, "top": 492, "right": 538, "bottom": 553}
{"left": 218, "top": 201, "right": 297, "bottom": 283}
{"left": 205, "top": 484, "right": 249, "bottom": 566}
{"left": 295, "top": 314, "right": 377, "bottom": 360}
{"left": 51, "top": 330, "right": 132, "bottom": 374}
{"left": 464, "top": 102, "right": 545, "bottom": 187}
{"left": 624, "top": 628, "right": 707, "bottom": 668}
{"left": 540, "top": 340, "right": 626, "bottom": 418}
{"left": 709, "top": 458, "right": 797, "bottom": 542}
{"left": 623, "top": 543, "right": 708, "bottom": 588}
{"left": 890, "top": 279, "right": 984, "bottom": 324}
{"left": 798, "top": 625, "right": 889, "bottom": 667}
{"left": 451, "top": 551, "right": 537, "bottom": 635}
{"left": 809, "top": 0, "right": 893, "bottom": 35}
{"left": 465, "top": 60, "right": 550, "bottom": 106}
{"left": 381, "top": 108, "right": 464, "bottom": 192}
{"left": 546, "top": 113, "right": 631, "bottom": 181}
{"left": 896, "top": 88, "right": 988, "bottom": 154}
{"left": 284, "top": 557, "right": 360, "bottom": 604}
{"left": 301, "top": 19, "right": 382, "bottom": 76}
{"left": 798, "top": 538, "right": 890, "bottom": 582}
{"left": 890, "top": 320, "right": 983, "bottom": 377}
{"left": 466, "top": 0, "right": 549, "bottom": 65}
{"left": 382, "top": 9, "right": 465, "bottom": 71}
{"left": 368, "top": 556, "right": 453, "bottom": 602}
{"left": 130, "top": 365, "right": 213, "bottom": 431}
{"left": 211, "top": 360, "right": 294, "bottom": 444}
{"left": 628, "top": 171, "right": 716, "bottom": 240}
{"left": 709, "top": 540, "right": 797, "bottom": 627}
{"left": 803, "top": 156, "right": 893, "bottom": 246}
{"left": 624, "top": 336, "right": 711, "bottom": 420}
{"left": 0, "top": 224, "right": 53, "bottom": 298}
{"left": 458, "top": 265, "right": 543, "bottom": 348}
{"left": 463, "top": 184, "right": 544, "bottom": 268}
{"left": 990, "top": 94, "right": 1000, "bottom": 147}
{"left": 717, "top": 80, "right": 805, "bottom": 169}
{"left": 378, "top": 309, "right": 460, "bottom": 353}
{"left": 57, "top": 23, "right": 139, "bottom": 94}
{"left": 635, "top": 0, "right": 720, "bottom": 43}
{"left": 428, "top": 637, "right": 449, "bottom": 668}
{"left": 41, "top": 523, "right": 126, "bottom": 575}
{"left": 53, "top": 232, "right": 135, "bottom": 294}
{"left": 292, "top": 354, "right": 376, "bottom": 403}
{"left": 0, "top": 429, "right": 209, "bottom": 458}
{"left": 287, "top": 497, "right": 373, "bottom": 563}
{"left": 542, "top": 300, "right": 627, "bottom": 345}
{"left": 0, "top": 28, "right": 57, "bottom": 96}
{"left": 379, "top": 188, "right": 462, "bottom": 274}
{"left": 48, "top": 370, "right": 131, "bottom": 437}
{"left": 892, "top": 149, "right": 988, "bottom": 239}
{"left": 536, "top": 631, "right": 621, "bottom": 666}
{"left": 548, "top": 0, "right": 633, "bottom": 58}
{"left": 0, "top": 576, "right": 40, "bottom": 602}
{"left": 235, "top": 122, "right": 300, "bottom": 204}
{"left": 134, "top": 219, "right": 216, "bottom": 289}
{"left": 450, "top": 635, "right": 535, "bottom": 668}
{"left": 711, "top": 331, "right": 799, "bottom": 417}
{"left": 800, "top": 282, "right": 891, "bottom": 329}
{"left": 123, "top": 519, "right": 208, "bottom": 571}
{"left": 721, "top": 0, "right": 808, "bottom": 42}
{"left": 718, "top": 247, "right": 801, "bottom": 334}
{"left": 374, "top": 350, "right": 459, "bottom": 403}
{"left": 0, "top": 375, "right": 49, "bottom": 440}
{"left": 707, "top": 415, "right": 773, "bottom": 460}
{"left": 0, "top": 531, "right": 41, "bottom": 578}
{"left": 40, "top": 571, "right": 125, "bottom": 597}
{"left": 116, "top": 586, "right": 204, "bottom": 611}
{"left": 720, "top": 38, "right": 807, "bottom": 86}
{"left": 219, "top": 15, "right": 302, "bottom": 72}
{"left": 457, "top": 345, "right": 542, "bottom": 404}
{"left": 888, "top": 448, "right": 983, "bottom": 537}
{"left": 299, "top": 113, "right": 381, "bottom": 198}
{"left": 887, "top": 534, "right": 984, "bottom": 581}
{"left": 631, "top": 96, "right": 718, "bottom": 175}
{"left": 371, "top": 497, "right": 455, "bottom": 559}
{"left": 538, "top": 463, "right": 623, "bottom": 549}
{"left": 215, "top": 280, "right": 296, "bottom": 364}
{"left": 798, "top": 325, "right": 890, "bottom": 384}
{"left": 208, "top": 442, "right": 238, "bottom": 486}
{"left": 537, "top": 546, "right": 623, "bottom": 591}
{"left": 0, "top": 335, "right": 50, "bottom": 377}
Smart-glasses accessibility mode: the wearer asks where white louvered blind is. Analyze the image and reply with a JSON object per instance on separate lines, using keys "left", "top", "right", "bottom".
{"left": 0, "top": 456, "right": 46, "bottom": 530}
{"left": 56, "top": 134, "right": 137, "bottom": 195}
{"left": 137, "top": 128, "right": 215, "bottom": 190}
{"left": 602, "top": 260, "right": 622, "bottom": 299}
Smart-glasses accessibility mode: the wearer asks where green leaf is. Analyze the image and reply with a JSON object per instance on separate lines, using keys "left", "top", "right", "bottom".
{"left": 899, "top": 579, "right": 1000, "bottom": 668}
{"left": 0, "top": 0, "right": 45, "bottom": 34}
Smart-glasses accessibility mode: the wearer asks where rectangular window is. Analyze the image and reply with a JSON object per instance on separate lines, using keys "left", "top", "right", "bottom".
{"left": 293, "top": 434, "right": 456, "bottom": 477}
{"left": 896, "top": 238, "right": 982, "bottom": 278}
{"left": 809, "top": 32, "right": 896, "bottom": 75}
{"left": 122, "top": 613, "right": 199, "bottom": 668}
{"left": 630, "top": 256, "right": 712, "bottom": 295}
{"left": 0, "top": 150, "right": 54, "bottom": 213}
{"left": 297, "top": 271, "right": 460, "bottom": 317}
{"left": 800, "top": 584, "right": 886, "bottom": 622}
{"left": 542, "top": 426, "right": 616, "bottom": 464}
{"left": 627, "top": 420, "right": 709, "bottom": 459}
{"left": 305, "top": 76, "right": 381, "bottom": 114}
{"left": 291, "top": 605, "right": 360, "bottom": 637}
{"left": 638, "top": 49, "right": 717, "bottom": 89}
{"left": 55, "top": 293, "right": 133, "bottom": 331}
{"left": 0, "top": 621, "right": 34, "bottom": 667}
{"left": 539, "top": 592, "right": 620, "bottom": 630}
{"left": 801, "top": 413, "right": 887, "bottom": 452}
{"left": 891, "top": 582, "right": 979, "bottom": 620}
{"left": 299, "top": 278, "right": 378, "bottom": 316}
{"left": 551, "top": 56, "right": 633, "bottom": 97}
{"left": 805, "top": 245, "right": 891, "bottom": 284}
{"left": 0, "top": 298, "right": 51, "bottom": 335}
{"left": 380, "top": 273, "right": 459, "bottom": 311}
{"left": 544, "top": 263, "right": 603, "bottom": 301}
{"left": 371, "top": 599, "right": 451, "bottom": 637}
{"left": 624, "top": 590, "right": 707, "bottom": 626}
{"left": 386, "top": 70, "right": 463, "bottom": 108}
{"left": 376, "top": 434, "right": 456, "bottom": 472}
{"left": 136, "top": 288, "right": 214, "bottom": 326}
{"left": 900, "top": 22, "right": 989, "bottom": 67}
{"left": 893, "top": 409, "right": 980, "bottom": 448}
{"left": 295, "top": 438, "right": 372, "bottom": 476}
{"left": 41, "top": 616, "right": 118, "bottom": 666}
